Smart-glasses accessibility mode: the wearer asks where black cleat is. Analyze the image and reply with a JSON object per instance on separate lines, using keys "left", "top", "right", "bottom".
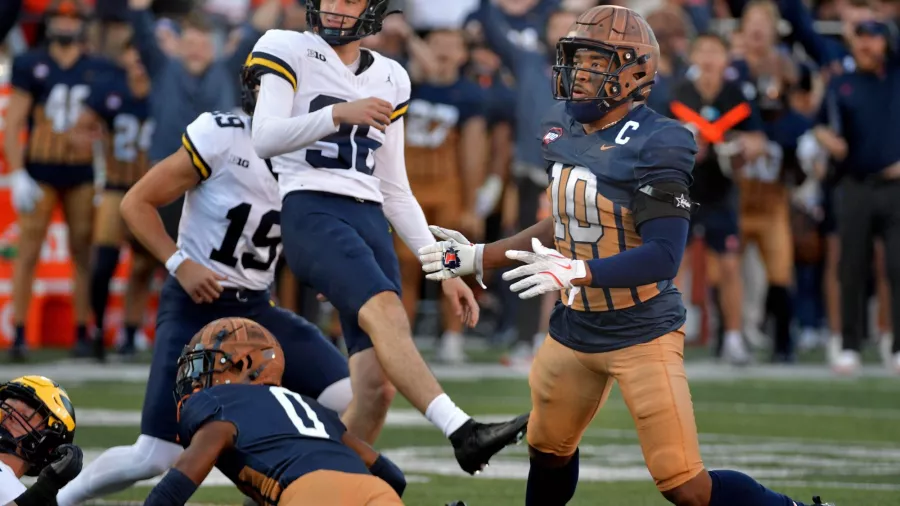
{"left": 445, "top": 502, "right": 467, "bottom": 506}
{"left": 449, "top": 413, "right": 528, "bottom": 475}
{"left": 812, "top": 496, "right": 835, "bottom": 506}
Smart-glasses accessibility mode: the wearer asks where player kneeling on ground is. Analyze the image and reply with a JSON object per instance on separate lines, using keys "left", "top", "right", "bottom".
{"left": 145, "top": 317, "right": 410, "bottom": 506}
{"left": 0, "top": 376, "right": 82, "bottom": 506}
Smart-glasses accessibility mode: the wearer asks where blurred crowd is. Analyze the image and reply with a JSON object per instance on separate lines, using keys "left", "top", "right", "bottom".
{"left": 2, "top": 0, "right": 899, "bottom": 375}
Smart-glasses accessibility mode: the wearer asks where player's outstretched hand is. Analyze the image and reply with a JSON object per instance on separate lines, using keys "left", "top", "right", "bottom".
{"left": 441, "top": 277, "right": 480, "bottom": 328}
{"left": 418, "top": 226, "right": 485, "bottom": 288}
{"left": 333, "top": 97, "right": 394, "bottom": 132}
{"left": 503, "top": 238, "right": 587, "bottom": 301}
{"left": 41, "top": 444, "right": 83, "bottom": 487}
{"left": 175, "top": 259, "right": 227, "bottom": 304}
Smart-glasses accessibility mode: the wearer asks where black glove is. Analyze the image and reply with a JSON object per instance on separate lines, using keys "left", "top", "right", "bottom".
{"left": 14, "top": 445, "right": 83, "bottom": 506}
{"left": 40, "top": 444, "right": 84, "bottom": 488}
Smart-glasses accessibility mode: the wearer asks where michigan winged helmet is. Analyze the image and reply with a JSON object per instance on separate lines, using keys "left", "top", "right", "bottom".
{"left": 0, "top": 375, "right": 77, "bottom": 476}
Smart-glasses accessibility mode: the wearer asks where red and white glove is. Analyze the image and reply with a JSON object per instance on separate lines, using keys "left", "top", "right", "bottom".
{"left": 503, "top": 238, "right": 587, "bottom": 301}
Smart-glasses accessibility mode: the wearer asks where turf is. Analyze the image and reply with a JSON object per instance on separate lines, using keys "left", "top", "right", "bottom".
{"left": 31, "top": 360, "right": 895, "bottom": 506}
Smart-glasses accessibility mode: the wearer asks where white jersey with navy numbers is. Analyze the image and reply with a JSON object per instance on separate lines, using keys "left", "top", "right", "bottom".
{"left": 179, "top": 112, "right": 281, "bottom": 291}
{"left": 0, "top": 459, "right": 27, "bottom": 504}
{"left": 248, "top": 30, "right": 410, "bottom": 202}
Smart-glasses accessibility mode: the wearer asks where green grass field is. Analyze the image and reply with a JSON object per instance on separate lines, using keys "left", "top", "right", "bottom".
{"left": 6, "top": 355, "right": 900, "bottom": 505}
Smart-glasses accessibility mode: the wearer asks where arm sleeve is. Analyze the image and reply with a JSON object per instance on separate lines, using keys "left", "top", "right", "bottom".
{"left": 249, "top": 32, "right": 340, "bottom": 159}
{"left": 585, "top": 217, "right": 688, "bottom": 288}
{"left": 182, "top": 113, "right": 235, "bottom": 182}
{"left": 377, "top": 66, "right": 434, "bottom": 256}
{"left": 583, "top": 125, "right": 696, "bottom": 288}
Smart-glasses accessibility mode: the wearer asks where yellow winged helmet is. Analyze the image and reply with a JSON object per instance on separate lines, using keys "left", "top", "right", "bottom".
{"left": 0, "top": 375, "right": 77, "bottom": 475}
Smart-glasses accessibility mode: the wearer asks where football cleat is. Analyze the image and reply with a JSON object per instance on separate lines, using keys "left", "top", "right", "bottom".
{"left": 812, "top": 496, "right": 835, "bottom": 506}
{"left": 449, "top": 413, "right": 528, "bottom": 475}
{"left": 445, "top": 502, "right": 468, "bottom": 506}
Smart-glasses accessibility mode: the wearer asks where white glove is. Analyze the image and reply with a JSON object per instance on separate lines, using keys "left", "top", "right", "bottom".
{"left": 10, "top": 169, "right": 44, "bottom": 214}
{"left": 502, "top": 238, "right": 587, "bottom": 301}
{"left": 418, "top": 226, "right": 486, "bottom": 288}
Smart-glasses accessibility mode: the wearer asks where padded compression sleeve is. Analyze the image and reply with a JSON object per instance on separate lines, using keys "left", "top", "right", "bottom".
{"left": 584, "top": 216, "right": 688, "bottom": 288}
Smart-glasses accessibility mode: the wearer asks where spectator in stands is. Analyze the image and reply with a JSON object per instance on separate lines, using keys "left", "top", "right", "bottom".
{"left": 733, "top": 0, "right": 810, "bottom": 362}
{"left": 670, "top": 33, "right": 767, "bottom": 365}
{"left": 400, "top": 26, "right": 488, "bottom": 363}
{"left": 126, "top": 0, "right": 280, "bottom": 239}
{"left": 467, "top": 0, "right": 577, "bottom": 365}
{"left": 645, "top": 5, "right": 692, "bottom": 115}
{"left": 4, "top": 1, "right": 113, "bottom": 360}
{"left": 813, "top": 18, "right": 900, "bottom": 374}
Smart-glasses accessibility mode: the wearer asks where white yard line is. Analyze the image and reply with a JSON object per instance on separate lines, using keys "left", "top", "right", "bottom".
{"left": 4, "top": 360, "right": 899, "bottom": 385}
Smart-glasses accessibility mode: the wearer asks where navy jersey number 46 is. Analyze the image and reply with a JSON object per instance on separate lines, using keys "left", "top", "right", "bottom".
{"left": 305, "top": 94, "right": 382, "bottom": 176}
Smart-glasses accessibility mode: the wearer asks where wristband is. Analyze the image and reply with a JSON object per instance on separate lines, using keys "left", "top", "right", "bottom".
{"left": 165, "top": 250, "right": 189, "bottom": 277}
{"left": 474, "top": 243, "right": 485, "bottom": 289}
{"left": 369, "top": 454, "right": 407, "bottom": 497}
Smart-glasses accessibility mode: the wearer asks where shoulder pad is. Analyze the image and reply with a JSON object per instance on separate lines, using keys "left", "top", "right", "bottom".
{"left": 182, "top": 112, "right": 245, "bottom": 181}
{"left": 178, "top": 390, "right": 224, "bottom": 446}
{"left": 248, "top": 30, "right": 300, "bottom": 92}
{"left": 635, "top": 123, "right": 697, "bottom": 186}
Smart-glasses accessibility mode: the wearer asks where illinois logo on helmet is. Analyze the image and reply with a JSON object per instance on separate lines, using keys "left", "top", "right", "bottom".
{"left": 174, "top": 317, "right": 285, "bottom": 412}
{"left": 0, "top": 375, "right": 77, "bottom": 476}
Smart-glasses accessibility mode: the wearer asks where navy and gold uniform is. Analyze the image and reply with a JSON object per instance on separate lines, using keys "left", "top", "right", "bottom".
{"left": 84, "top": 71, "right": 153, "bottom": 191}
{"left": 403, "top": 79, "right": 485, "bottom": 213}
{"left": 529, "top": 103, "right": 705, "bottom": 493}
{"left": 178, "top": 384, "right": 392, "bottom": 505}
{"left": 539, "top": 103, "right": 695, "bottom": 352}
{"left": 396, "top": 78, "right": 485, "bottom": 320}
{"left": 11, "top": 48, "right": 114, "bottom": 188}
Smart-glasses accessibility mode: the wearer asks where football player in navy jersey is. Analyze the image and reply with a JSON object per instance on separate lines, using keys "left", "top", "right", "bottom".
{"left": 399, "top": 27, "right": 488, "bottom": 363}
{"left": 145, "top": 317, "right": 409, "bottom": 506}
{"left": 421, "top": 6, "right": 833, "bottom": 506}
{"left": 70, "top": 37, "right": 156, "bottom": 360}
{"left": 4, "top": 0, "right": 117, "bottom": 360}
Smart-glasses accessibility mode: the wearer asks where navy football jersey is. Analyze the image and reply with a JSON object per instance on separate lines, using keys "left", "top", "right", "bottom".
{"left": 539, "top": 104, "right": 697, "bottom": 352}
{"left": 11, "top": 48, "right": 116, "bottom": 185}
{"left": 84, "top": 71, "right": 153, "bottom": 190}
{"left": 179, "top": 384, "right": 370, "bottom": 505}
{"left": 405, "top": 78, "right": 485, "bottom": 184}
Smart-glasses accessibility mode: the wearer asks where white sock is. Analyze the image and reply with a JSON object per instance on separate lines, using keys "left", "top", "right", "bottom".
{"left": 425, "top": 393, "right": 471, "bottom": 438}
{"left": 56, "top": 435, "right": 182, "bottom": 506}
{"left": 724, "top": 330, "right": 743, "bottom": 344}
